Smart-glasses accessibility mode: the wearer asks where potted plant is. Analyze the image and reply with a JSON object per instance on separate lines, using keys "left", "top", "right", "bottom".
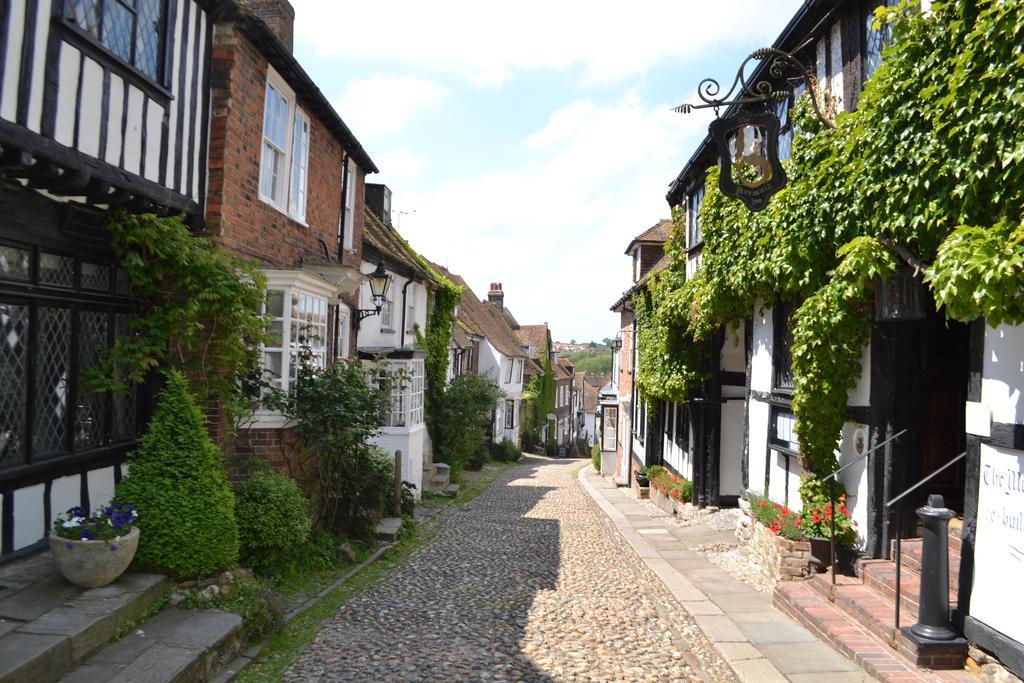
{"left": 800, "top": 497, "right": 858, "bottom": 573}
{"left": 50, "top": 502, "right": 140, "bottom": 588}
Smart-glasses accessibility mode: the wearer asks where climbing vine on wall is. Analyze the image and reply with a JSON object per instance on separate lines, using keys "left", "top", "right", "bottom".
{"left": 86, "top": 210, "right": 268, "bottom": 416}
{"left": 635, "top": 0, "right": 1024, "bottom": 492}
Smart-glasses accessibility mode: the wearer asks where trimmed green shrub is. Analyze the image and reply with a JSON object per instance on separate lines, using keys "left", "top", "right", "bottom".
{"left": 591, "top": 444, "right": 601, "bottom": 472}
{"left": 433, "top": 373, "right": 501, "bottom": 477}
{"left": 116, "top": 371, "right": 239, "bottom": 578}
{"left": 235, "top": 470, "right": 312, "bottom": 575}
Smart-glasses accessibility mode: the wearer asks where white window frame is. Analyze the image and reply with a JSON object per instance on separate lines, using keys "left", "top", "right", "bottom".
{"left": 380, "top": 298, "right": 394, "bottom": 331}
{"left": 334, "top": 303, "right": 351, "bottom": 360}
{"left": 505, "top": 399, "right": 515, "bottom": 429}
{"left": 516, "top": 359, "right": 523, "bottom": 383}
{"left": 380, "top": 359, "right": 425, "bottom": 429}
{"left": 289, "top": 109, "right": 311, "bottom": 222}
{"left": 255, "top": 271, "right": 337, "bottom": 427}
{"left": 342, "top": 158, "right": 356, "bottom": 251}
{"left": 405, "top": 301, "right": 415, "bottom": 334}
{"left": 505, "top": 358, "right": 514, "bottom": 384}
{"left": 259, "top": 67, "right": 311, "bottom": 224}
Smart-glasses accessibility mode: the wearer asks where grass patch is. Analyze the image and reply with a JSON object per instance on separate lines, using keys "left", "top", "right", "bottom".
{"left": 236, "top": 458, "right": 519, "bottom": 682}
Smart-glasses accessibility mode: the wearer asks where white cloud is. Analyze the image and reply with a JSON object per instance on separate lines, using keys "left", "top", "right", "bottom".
{"left": 393, "top": 94, "right": 715, "bottom": 342}
{"left": 375, "top": 146, "right": 429, "bottom": 189}
{"left": 293, "top": 0, "right": 802, "bottom": 87}
{"left": 334, "top": 75, "right": 450, "bottom": 139}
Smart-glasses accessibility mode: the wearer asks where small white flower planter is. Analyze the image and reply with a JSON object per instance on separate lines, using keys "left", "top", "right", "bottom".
{"left": 50, "top": 527, "right": 140, "bottom": 588}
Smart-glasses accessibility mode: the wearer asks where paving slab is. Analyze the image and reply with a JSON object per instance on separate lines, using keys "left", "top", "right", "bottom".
{"left": 578, "top": 466, "right": 876, "bottom": 682}
{"left": 0, "top": 631, "right": 72, "bottom": 682}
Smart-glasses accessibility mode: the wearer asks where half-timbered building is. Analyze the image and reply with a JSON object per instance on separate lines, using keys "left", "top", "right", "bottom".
{"left": 0, "top": 0, "right": 215, "bottom": 560}
{"left": 659, "top": 0, "right": 1024, "bottom": 676}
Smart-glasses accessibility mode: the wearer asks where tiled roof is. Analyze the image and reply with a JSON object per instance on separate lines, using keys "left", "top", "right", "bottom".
{"left": 524, "top": 357, "right": 544, "bottom": 376}
{"left": 552, "top": 362, "right": 572, "bottom": 381}
{"left": 362, "top": 208, "right": 437, "bottom": 282}
{"left": 518, "top": 324, "right": 549, "bottom": 359}
{"left": 609, "top": 250, "right": 672, "bottom": 311}
{"left": 429, "top": 261, "right": 526, "bottom": 360}
{"left": 624, "top": 219, "right": 671, "bottom": 254}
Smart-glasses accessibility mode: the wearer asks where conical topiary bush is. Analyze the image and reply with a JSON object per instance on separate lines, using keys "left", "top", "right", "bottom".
{"left": 115, "top": 370, "right": 238, "bottom": 578}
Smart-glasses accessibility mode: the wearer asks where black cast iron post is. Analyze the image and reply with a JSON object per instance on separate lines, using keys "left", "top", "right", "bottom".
{"left": 909, "top": 494, "right": 957, "bottom": 641}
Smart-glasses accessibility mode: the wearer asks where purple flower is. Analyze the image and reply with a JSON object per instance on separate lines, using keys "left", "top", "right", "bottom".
{"left": 110, "top": 545, "right": 118, "bottom": 552}
{"left": 65, "top": 542, "right": 74, "bottom": 550}
{"left": 80, "top": 529, "right": 94, "bottom": 540}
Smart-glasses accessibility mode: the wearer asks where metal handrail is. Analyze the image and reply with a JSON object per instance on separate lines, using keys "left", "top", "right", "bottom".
{"left": 820, "top": 428, "right": 907, "bottom": 484}
{"left": 819, "top": 428, "right": 907, "bottom": 599}
{"left": 883, "top": 450, "right": 967, "bottom": 636}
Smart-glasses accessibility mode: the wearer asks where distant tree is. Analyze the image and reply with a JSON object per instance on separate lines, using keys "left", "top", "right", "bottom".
{"left": 588, "top": 341, "right": 597, "bottom": 348}
{"left": 570, "top": 339, "right": 576, "bottom": 344}
{"left": 601, "top": 337, "right": 613, "bottom": 347}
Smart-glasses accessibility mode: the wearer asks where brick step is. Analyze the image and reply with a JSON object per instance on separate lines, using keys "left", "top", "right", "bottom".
{"left": 0, "top": 571, "right": 168, "bottom": 683}
{"left": 861, "top": 561, "right": 957, "bottom": 618}
{"left": 808, "top": 573, "right": 902, "bottom": 645}
{"left": 891, "top": 539, "right": 961, "bottom": 592}
{"left": 60, "top": 608, "right": 243, "bottom": 683}
{"left": 774, "top": 581, "right": 972, "bottom": 682}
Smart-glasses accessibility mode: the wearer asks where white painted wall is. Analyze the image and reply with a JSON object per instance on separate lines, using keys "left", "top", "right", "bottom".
{"left": 372, "top": 425, "right": 425, "bottom": 499}
{"left": 357, "top": 263, "right": 428, "bottom": 352}
{"left": 981, "top": 323, "right": 1024, "bottom": 425}
{"left": 750, "top": 302, "right": 773, "bottom": 393}
{"left": 13, "top": 483, "right": 44, "bottom": 551}
{"left": 720, "top": 401, "right": 745, "bottom": 497}
{"left": 747, "top": 398, "right": 770, "bottom": 495}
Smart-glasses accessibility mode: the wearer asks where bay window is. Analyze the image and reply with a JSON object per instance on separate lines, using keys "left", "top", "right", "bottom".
{"left": 380, "top": 359, "right": 424, "bottom": 428}
{"left": 260, "top": 272, "right": 333, "bottom": 395}
{"left": 259, "top": 68, "right": 311, "bottom": 222}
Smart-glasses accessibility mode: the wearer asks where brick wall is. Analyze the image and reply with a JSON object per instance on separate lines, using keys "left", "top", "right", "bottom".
{"left": 638, "top": 244, "right": 664, "bottom": 279}
{"left": 206, "top": 24, "right": 365, "bottom": 273}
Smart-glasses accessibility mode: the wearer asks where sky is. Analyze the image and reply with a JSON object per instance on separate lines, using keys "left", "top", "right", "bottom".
{"left": 291, "top": 0, "right": 805, "bottom": 343}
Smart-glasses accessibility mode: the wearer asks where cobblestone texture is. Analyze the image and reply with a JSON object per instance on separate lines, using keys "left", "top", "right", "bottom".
{"left": 284, "top": 456, "right": 734, "bottom": 682}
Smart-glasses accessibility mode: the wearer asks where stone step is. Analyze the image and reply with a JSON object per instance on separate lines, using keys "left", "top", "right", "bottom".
{"left": 0, "top": 571, "right": 168, "bottom": 683}
{"left": 59, "top": 608, "right": 243, "bottom": 683}
{"left": 774, "top": 581, "right": 972, "bottom": 682}
{"left": 433, "top": 462, "right": 451, "bottom": 474}
{"left": 376, "top": 517, "right": 402, "bottom": 542}
{"left": 443, "top": 483, "right": 460, "bottom": 498}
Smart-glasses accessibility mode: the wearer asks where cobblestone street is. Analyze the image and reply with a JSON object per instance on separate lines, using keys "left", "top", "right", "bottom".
{"left": 284, "top": 456, "right": 734, "bottom": 682}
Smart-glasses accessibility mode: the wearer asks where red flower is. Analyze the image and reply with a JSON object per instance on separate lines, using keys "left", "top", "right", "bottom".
{"left": 853, "top": 521, "right": 858, "bottom": 527}
{"left": 812, "top": 513, "right": 822, "bottom": 523}
{"left": 796, "top": 518, "right": 802, "bottom": 526}
{"left": 782, "top": 507, "right": 789, "bottom": 516}
{"left": 839, "top": 504, "right": 849, "bottom": 515}
{"left": 759, "top": 501, "right": 767, "bottom": 508}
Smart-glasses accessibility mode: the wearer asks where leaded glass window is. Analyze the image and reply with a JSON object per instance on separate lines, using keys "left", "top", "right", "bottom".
{"left": 0, "top": 241, "right": 138, "bottom": 472}
{"left": 864, "top": 0, "right": 898, "bottom": 81}
{"left": 64, "top": 0, "right": 166, "bottom": 81}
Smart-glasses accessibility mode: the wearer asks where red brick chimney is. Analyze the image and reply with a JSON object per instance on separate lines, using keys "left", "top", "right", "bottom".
{"left": 247, "top": 0, "right": 296, "bottom": 52}
{"left": 488, "top": 282, "right": 504, "bottom": 310}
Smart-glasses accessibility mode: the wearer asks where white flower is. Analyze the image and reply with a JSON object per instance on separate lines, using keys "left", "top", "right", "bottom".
{"left": 61, "top": 520, "right": 77, "bottom": 529}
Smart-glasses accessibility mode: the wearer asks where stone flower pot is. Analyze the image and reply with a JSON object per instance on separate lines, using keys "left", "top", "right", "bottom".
{"left": 50, "top": 527, "right": 139, "bottom": 588}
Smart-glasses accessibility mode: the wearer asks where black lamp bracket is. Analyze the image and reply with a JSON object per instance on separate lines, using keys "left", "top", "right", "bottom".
{"left": 673, "top": 48, "right": 835, "bottom": 130}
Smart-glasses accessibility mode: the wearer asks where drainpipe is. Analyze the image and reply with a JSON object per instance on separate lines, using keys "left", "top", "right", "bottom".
{"left": 398, "top": 279, "right": 413, "bottom": 349}
{"left": 338, "top": 152, "right": 349, "bottom": 261}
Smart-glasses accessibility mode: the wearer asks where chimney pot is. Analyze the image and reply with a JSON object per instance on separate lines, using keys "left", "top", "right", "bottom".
{"left": 487, "top": 283, "right": 505, "bottom": 308}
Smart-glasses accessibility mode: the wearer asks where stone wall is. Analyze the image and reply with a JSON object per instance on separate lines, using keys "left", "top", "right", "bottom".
{"left": 736, "top": 508, "right": 814, "bottom": 585}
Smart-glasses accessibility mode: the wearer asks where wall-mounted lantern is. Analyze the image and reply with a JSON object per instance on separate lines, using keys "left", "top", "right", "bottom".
{"left": 355, "top": 260, "right": 393, "bottom": 326}
{"left": 674, "top": 48, "right": 833, "bottom": 212}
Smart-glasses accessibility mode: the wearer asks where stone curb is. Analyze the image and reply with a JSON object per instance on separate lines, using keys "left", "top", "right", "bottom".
{"left": 576, "top": 464, "right": 794, "bottom": 683}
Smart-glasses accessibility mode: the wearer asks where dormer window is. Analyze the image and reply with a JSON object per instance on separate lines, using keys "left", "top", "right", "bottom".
{"left": 632, "top": 248, "right": 640, "bottom": 282}
{"left": 65, "top": 0, "right": 166, "bottom": 81}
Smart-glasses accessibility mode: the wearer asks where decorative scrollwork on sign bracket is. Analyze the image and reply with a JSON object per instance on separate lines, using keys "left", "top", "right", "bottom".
{"left": 673, "top": 48, "right": 834, "bottom": 130}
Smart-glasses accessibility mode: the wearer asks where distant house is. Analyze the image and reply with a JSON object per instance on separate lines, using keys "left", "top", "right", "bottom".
{"left": 607, "top": 219, "right": 671, "bottom": 486}
{"left": 554, "top": 358, "right": 575, "bottom": 447}
{"left": 519, "top": 323, "right": 554, "bottom": 443}
{"left": 574, "top": 372, "right": 605, "bottom": 448}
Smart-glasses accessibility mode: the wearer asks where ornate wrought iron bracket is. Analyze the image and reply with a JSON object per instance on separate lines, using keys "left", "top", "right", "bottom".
{"left": 673, "top": 48, "right": 835, "bottom": 130}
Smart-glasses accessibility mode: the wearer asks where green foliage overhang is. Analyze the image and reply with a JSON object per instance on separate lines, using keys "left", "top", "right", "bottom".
{"left": 635, "top": 0, "right": 1024, "bottom": 480}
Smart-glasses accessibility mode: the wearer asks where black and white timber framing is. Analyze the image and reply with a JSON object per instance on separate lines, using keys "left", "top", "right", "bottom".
{"left": 0, "top": 0, "right": 216, "bottom": 560}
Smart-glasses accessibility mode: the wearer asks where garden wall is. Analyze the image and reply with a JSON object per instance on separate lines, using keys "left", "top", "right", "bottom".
{"left": 735, "top": 508, "right": 814, "bottom": 586}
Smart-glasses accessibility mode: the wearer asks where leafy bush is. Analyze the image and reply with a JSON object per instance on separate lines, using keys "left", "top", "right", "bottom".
{"left": 490, "top": 438, "right": 521, "bottom": 462}
{"left": 433, "top": 374, "right": 501, "bottom": 477}
{"left": 266, "top": 354, "right": 388, "bottom": 538}
{"left": 235, "top": 470, "right": 312, "bottom": 575}
{"left": 797, "top": 477, "right": 857, "bottom": 544}
{"left": 116, "top": 371, "right": 239, "bottom": 578}
{"left": 748, "top": 493, "right": 806, "bottom": 541}
{"left": 591, "top": 444, "right": 601, "bottom": 472}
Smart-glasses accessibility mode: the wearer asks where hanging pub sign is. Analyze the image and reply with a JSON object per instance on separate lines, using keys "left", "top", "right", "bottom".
{"left": 708, "top": 110, "right": 787, "bottom": 212}
{"left": 674, "top": 47, "right": 832, "bottom": 213}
